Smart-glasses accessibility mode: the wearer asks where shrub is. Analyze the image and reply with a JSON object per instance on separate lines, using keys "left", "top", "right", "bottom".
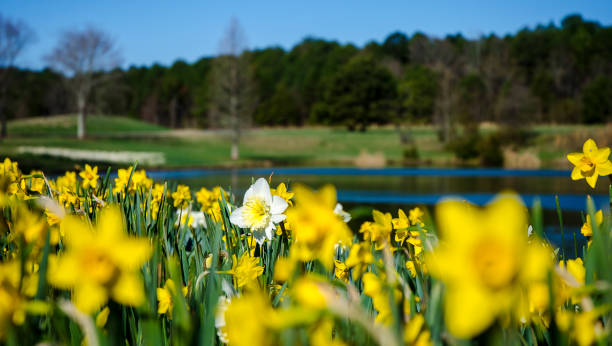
{"left": 478, "top": 133, "right": 504, "bottom": 167}
{"left": 448, "top": 130, "right": 480, "bottom": 160}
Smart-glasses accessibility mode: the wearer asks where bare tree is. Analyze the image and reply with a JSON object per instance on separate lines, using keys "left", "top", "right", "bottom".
{"left": 428, "top": 39, "right": 463, "bottom": 143}
{"left": 209, "top": 18, "right": 255, "bottom": 160}
{"left": 0, "top": 14, "right": 34, "bottom": 139}
{"left": 45, "top": 26, "right": 121, "bottom": 139}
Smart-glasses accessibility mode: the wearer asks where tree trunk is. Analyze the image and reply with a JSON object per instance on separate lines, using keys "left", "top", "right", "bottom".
{"left": 230, "top": 94, "right": 239, "bottom": 160}
{"left": 394, "top": 122, "right": 412, "bottom": 146}
{"left": 77, "top": 92, "right": 86, "bottom": 140}
{"left": 169, "top": 97, "right": 178, "bottom": 128}
{"left": 231, "top": 141, "right": 239, "bottom": 161}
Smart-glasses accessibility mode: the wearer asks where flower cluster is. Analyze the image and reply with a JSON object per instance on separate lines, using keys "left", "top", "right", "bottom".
{"left": 0, "top": 137, "right": 609, "bottom": 346}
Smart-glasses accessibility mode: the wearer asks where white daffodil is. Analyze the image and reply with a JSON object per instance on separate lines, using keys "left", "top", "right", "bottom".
{"left": 230, "top": 178, "right": 288, "bottom": 244}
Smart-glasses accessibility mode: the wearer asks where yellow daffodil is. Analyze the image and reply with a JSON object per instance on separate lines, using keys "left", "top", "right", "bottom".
{"left": 271, "top": 182, "right": 294, "bottom": 206}
{"left": 556, "top": 308, "right": 606, "bottom": 346}
{"left": 131, "top": 169, "right": 152, "bottom": 190}
{"left": 309, "top": 317, "right": 347, "bottom": 346}
{"left": 285, "top": 184, "right": 352, "bottom": 269}
{"left": 48, "top": 206, "right": 152, "bottom": 314}
{"left": 197, "top": 186, "right": 226, "bottom": 222}
{"left": 404, "top": 314, "right": 432, "bottom": 346}
{"left": 230, "top": 178, "right": 288, "bottom": 245}
{"left": 362, "top": 272, "right": 401, "bottom": 325}
{"left": 218, "top": 291, "right": 276, "bottom": 346}
{"left": 113, "top": 166, "right": 133, "bottom": 194}
{"left": 79, "top": 164, "right": 99, "bottom": 189}
{"left": 292, "top": 275, "right": 329, "bottom": 310}
{"left": 0, "top": 261, "right": 40, "bottom": 339}
{"left": 9, "top": 205, "right": 59, "bottom": 248}
{"left": 406, "top": 260, "right": 417, "bottom": 278}
{"left": 360, "top": 210, "right": 393, "bottom": 250}
{"left": 0, "top": 158, "right": 21, "bottom": 196}
{"left": 333, "top": 260, "right": 349, "bottom": 283}
{"left": 95, "top": 307, "right": 110, "bottom": 328}
{"left": 409, "top": 207, "right": 425, "bottom": 226}
{"left": 57, "top": 171, "right": 77, "bottom": 190}
{"left": 392, "top": 209, "right": 410, "bottom": 231}
{"left": 426, "top": 193, "right": 553, "bottom": 339}
{"left": 150, "top": 183, "right": 165, "bottom": 219}
{"left": 228, "top": 254, "right": 264, "bottom": 288}
{"left": 273, "top": 257, "right": 295, "bottom": 282}
{"left": 24, "top": 170, "right": 45, "bottom": 194}
{"left": 561, "top": 258, "right": 586, "bottom": 286}
{"left": 172, "top": 184, "right": 191, "bottom": 209}
{"left": 157, "top": 279, "right": 188, "bottom": 319}
{"left": 196, "top": 186, "right": 215, "bottom": 212}
{"left": 558, "top": 258, "right": 586, "bottom": 305}
{"left": 581, "top": 209, "right": 603, "bottom": 237}
{"left": 345, "top": 242, "right": 374, "bottom": 280}
{"left": 567, "top": 138, "right": 612, "bottom": 188}
{"left": 393, "top": 208, "right": 427, "bottom": 253}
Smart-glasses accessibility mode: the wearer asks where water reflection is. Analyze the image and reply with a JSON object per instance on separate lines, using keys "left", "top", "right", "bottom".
{"left": 152, "top": 167, "right": 602, "bottom": 250}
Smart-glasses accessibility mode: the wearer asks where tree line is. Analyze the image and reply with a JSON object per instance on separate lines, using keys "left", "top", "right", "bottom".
{"left": 2, "top": 14, "right": 612, "bottom": 138}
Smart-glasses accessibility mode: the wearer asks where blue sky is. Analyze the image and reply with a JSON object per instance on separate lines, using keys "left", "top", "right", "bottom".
{"left": 2, "top": 0, "right": 612, "bottom": 69}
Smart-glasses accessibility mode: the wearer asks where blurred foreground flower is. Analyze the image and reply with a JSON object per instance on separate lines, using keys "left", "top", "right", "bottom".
{"left": 567, "top": 138, "right": 612, "bottom": 188}
{"left": 0, "top": 261, "right": 42, "bottom": 339}
{"left": 286, "top": 184, "right": 352, "bottom": 269}
{"left": 48, "top": 206, "right": 152, "bottom": 314}
{"left": 426, "top": 193, "right": 552, "bottom": 338}
{"left": 217, "top": 291, "right": 277, "bottom": 346}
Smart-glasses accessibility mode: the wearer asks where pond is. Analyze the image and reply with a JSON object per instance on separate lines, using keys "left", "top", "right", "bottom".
{"left": 148, "top": 167, "right": 608, "bottom": 252}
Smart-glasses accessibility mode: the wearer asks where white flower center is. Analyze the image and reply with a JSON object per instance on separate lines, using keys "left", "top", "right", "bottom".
{"left": 242, "top": 197, "right": 270, "bottom": 230}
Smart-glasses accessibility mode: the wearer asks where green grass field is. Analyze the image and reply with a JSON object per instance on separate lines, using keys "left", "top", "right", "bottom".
{"left": 0, "top": 114, "right": 605, "bottom": 172}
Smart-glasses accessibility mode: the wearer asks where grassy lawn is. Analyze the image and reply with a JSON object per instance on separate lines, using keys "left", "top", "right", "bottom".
{"left": 0, "top": 115, "right": 605, "bottom": 172}
{"left": 7, "top": 114, "right": 167, "bottom": 137}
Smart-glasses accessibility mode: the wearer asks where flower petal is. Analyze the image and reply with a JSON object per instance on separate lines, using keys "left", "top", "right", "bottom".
{"left": 271, "top": 213, "right": 286, "bottom": 224}
{"left": 112, "top": 272, "right": 145, "bottom": 307}
{"left": 74, "top": 281, "right": 108, "bottom": 314}
{"left": 251, "top": 229, "right": 267, "bottom": 245}
{"left": 571, "top": 167, "right": 583, "bottom": 180}
{"left": 48, "top": 254, "right": 80, "bottom": 289}
{"left": 110, "top": 238, "right": 152, "bottom": 270}
{"left": 595, "top": 147, "right": 611, "bottom": 163}
{"left": 244, "top": 178, "right": 272, "bottom": 205}
{"left": 586, "top": 173, "right": 598, "bottom": 188}
{"left": 264, "top": 223, "right": 276, "bottom": 241}
{"left": 97, "top": 206, "right": 125, "bottom": 245}
{"left": 583, "top": 139, "right": 598, "bottom": 156}
{"left": 567, "top": 153, "right": 584, "bottom": 166}
{"left": 270, "top": 195, "right": 288, "bottom": 215}
{"left": 229, "top": 207, "right": 247, "bottom": 228}
{"left": 598, "top": 161, "right": 612, "bottom": 176}
{"left": 444, "top": 285, "right": 496, "bottom": 339}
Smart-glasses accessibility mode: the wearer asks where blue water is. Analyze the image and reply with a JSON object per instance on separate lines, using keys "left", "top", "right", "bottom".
{"left": 147, "top": 167, "right": 571, "bottom": 179}
{"left": 337, "top": 190, "right": 608, "bottom": 212}
{"left": 126, "top": 166, "right": 598, "bottom": 251}
{"left": 147, "top": 167, "right": 606, "bottom": 212}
